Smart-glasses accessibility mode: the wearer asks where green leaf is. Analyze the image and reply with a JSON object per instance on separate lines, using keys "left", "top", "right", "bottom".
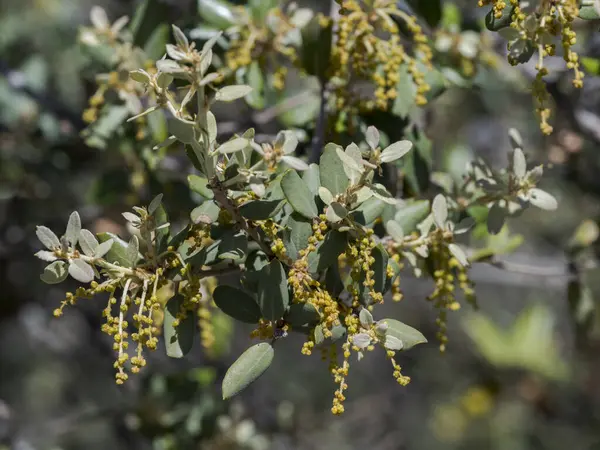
{"left": 448, "top": 243, "right": 469, "bottom": 267}
{"left": 285, "top": 303, "right": 320, "bottom": 328}
{"left": 528, "top": 188, "right": 558, "bottom": 211}
{"left": 40, "top": 261, "right": 68, "bottom": 284}
{"left": 318, "top": 187, "right": 334, "bottom": 205}
{"left": 148, "top": 194, "right": 163, "bottom": 215}
{"left": 188, "top": 175, "right": 214, "bottom": 199}
{"left": 215, "top": 85, "right": 253, "bottom": 102}
{"left": 512, "top": 148, "right": 527, "bottom": 179}
{"left": 172, "top": 24, "right": 189, "bottom": 50}
{"left": 126, "top": 236, "right": 140, "bottom": 267}
{"left": 283, "top": 213, "right": 313, "bottom": 261}
{"left": 218, "top": 231, "right": 247, "bottom": 261}
{"left": 168, "top": 118, "right": 196, "bottom": 144}
{"left": 432, "top": 194, "right": 448, "bottom": 228}
{"left": 302, "top": 163, "right": 320, "bottom": 195}
{"left": 325, "top": 202, "right": 348, "bottom": 223}
{"left": 66, "top": 211, "right": 81, "bottom": 247}
{"left": 164, "top": 294, "right": 196, "bottom": 358}
{"left": 385, "top": 220, "right": 404, "bottom": 242}
{"left": 218, "top": 137, "right": 249, "bottom": 154}
{"left": 380, "top": 140, "right": 412, "bottom": 163}
{"left": 36, "top": 226, "right": 60, "bottom": 250}
{"left": 351, "top": 197, "right": 386, "bottom": 226}
{"left": 307, "top": 230, "right": 347, "bottom": 274}
{"left": 301, "top": 16, "right": 333, "bottom": 80}
{"left": 79, "top": 229, "right": 99, "bottom": 257}
{"left": 258, "top": 259, "right": 290, "bottom": 321}
{"left": 320, "top": 145, "right": 349, "bottom": 196}
{"left": 379, "top": 318, "right": 427, "bottom": 350}
{"left": 68, "top": 259, "right": 95, "bottom": 283}
{"left": 392, "top": 66, "right": 415, "bottom": 118}
{"left": 95, "top": 239, "right": 114, "bottom": 259}
{"left": 213, "top": 285, "right": 262, "bottom": 323}
{"left": 191, "top": 200, "right": 220, "bottom": 225}
{"left": 372, "top": 245, "right": 389, "bottom": 294}
{"left": 359, "top": 309, "right": 373, "bottom": 327}
{"left": 485, "top": 4, "right": 514, "bottom": 30}
{"left": 222, "top": 342, "right": 274, "bottom": 399}
{"left": 239, "top": 199, "right": 285, "bottom": 221}
{"left": 487, "top": 202, "right": 506, "bottom": 235}
{"left": 98, "top": 233, "right": 135, "bottom": 267}
{"left": 281, "top": 170, "right": 318, "bottom": 219}
{"left": 245, "top": 61, "right": 265, "bottom": 109}
{"left": 579, "top": 2, "right": 600, "bottom": 20}
{"left": 366, "top": 126, "right": 380, "bottom": 150}
{"left": 198, "top": 0, "right": 238, "bottom": 29}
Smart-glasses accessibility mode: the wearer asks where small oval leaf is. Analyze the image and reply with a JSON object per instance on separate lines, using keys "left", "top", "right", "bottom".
{"left": 66, "top": 212, "right": 82, "bottom": 247}
{"left": 68, "top": 259, "right": 95, "bottom": 283}
{"left": 164, "top": 294, "right": 196, "bottom": 358}
{"left": 380, "top": 140, "right": 412, "bottom": 163}
{"left": 213, "top": 285, "right": 262, "bottom": 323}
{"left": 40, "top": 261, "right": 68, "bottom": 284}
{"left": 281, "top": 170, "right": 318, "bottom": 219}
{"left": 380, "top": 318, "right": 427, "bottom": 350}
{"left": 222, "top": 342, "right": 274, "bottom": 399}
{"left": 36, "top": 226, "right": 61, "bottom": 250}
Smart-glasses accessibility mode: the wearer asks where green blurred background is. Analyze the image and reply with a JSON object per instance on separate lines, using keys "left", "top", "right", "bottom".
{"left": 3, "top": 0, "right": 600, "bottom": 449}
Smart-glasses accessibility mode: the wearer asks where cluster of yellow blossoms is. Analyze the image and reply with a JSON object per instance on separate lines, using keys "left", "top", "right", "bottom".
{"left": 78, "top": 10, "right": 155, "bottom": 141}
{"left": 426, "top": 243, "right": 476, "bottom": 352}
{"left": 331, "top": 0, "right": 432, "bottom": 127}
{"left": 224, "top": 5, "right": 301, "bottom": 90}
{"left": 479, "top": 0, "right": 583, "bottom": 134}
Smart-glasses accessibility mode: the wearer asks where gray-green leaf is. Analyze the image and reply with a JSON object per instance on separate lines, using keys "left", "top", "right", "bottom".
{"left": 218, "top": 137, "right": 249, "bottom": 154}
{"left": 66, "top": 212, "right": 81, "bottom": 247}
{"left": 97, "top": 233, "right": 133, "bottom": 267}
{"left": 40, "top": 261, "right": 68, "bottom": 284}
{"left": 126, "top": 236, "right": 140, "bottom": 267}
{"left": 528, "top": 188, "right": 558, "bottom": 211}
{"left": 366, "top": 126, "right": 380, "bottom": 150}
{"left": 213, "top": 285, "right": 262, "bottom": 323}
{"left": 68, "top": 259, "right": 95, "bottom": 283}
{"left": 385, "top": 220, "right": 404, "bottom": 242}
{"left": 36, "top": 226, "right": 60, "bottom": 250}
{"left": 188, "top": 175, "right": 214, "bottom": 199}
{"left": 164, "top": 294, "right": 196, "bottom": 358}
{"left": 281, "top": 170, "right": 318, "bottom": 219}
{"left": 432, "top": 194, "right": 448, "bottom": 228}
{"left": 222, "top": 342, "right": 274, "bottom": 399}
{"left": 513, "top": 148, "right": 527, "bottom": 179}
{"left": 95, "top": 239, "right": 114, "bottom": 259}
{"left": 380, "top": 318, "right": 427, "bottom": 350}
{"left": 320, "top": 145, "right": 349, "bottom": 196}
{"left": 215, "top": 85, "right": 253, "bottom": 102}
{"left": 359, "top": 308, "right": 373, "bottom": 327}
{"left": 380, "top": 140, "right": 412, "bottom": 163}
{"left": 448, "top": 243, "right": 469, "bottom": 267}
{"left": 79, "top": 229, "right": 99, "bottom": 256}
{"left": 258, "top": 259, "right": 290, "bottom": 321}
{"left": 384, "top": 335, "right": 404, "bottom": 350}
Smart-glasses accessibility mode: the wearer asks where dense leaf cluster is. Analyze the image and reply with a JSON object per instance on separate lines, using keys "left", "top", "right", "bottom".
{"left": 33, "top": 1, "right": 566, "bottom": 415}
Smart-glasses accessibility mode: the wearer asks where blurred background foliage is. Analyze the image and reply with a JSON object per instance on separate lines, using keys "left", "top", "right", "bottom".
{"left": 4, "top": 0, "right": 600, "bottom": 449}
